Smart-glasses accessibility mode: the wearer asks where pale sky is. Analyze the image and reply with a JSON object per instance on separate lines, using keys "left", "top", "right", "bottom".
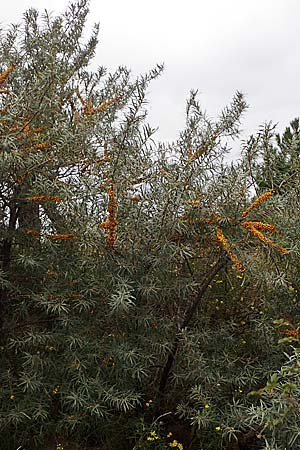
{"left": 2, "top": 0, "right": 300, "bottom": 155}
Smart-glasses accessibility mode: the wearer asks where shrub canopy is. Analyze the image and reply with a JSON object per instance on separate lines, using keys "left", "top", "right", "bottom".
{"left": 1, "top": 2, "right": 300, "bottom": 450}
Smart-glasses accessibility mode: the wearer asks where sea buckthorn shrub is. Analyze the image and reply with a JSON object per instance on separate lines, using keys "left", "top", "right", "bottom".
{"left": 1, "top": 2, "right": 300, "bottom": 450}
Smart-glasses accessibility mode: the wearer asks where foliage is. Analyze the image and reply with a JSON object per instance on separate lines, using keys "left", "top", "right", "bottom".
{"left": 0, "top": 2, "right": 300, "bottom": 450}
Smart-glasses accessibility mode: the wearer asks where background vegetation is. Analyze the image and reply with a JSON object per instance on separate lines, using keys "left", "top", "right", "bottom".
{"left": 1, "top": 2, "right": 300, "bottom": 449}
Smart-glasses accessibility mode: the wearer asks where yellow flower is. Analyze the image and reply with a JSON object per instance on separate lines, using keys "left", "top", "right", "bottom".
{"left": 167, "top": 432, "right": 173, "bottom": 438}
{"left": 215, "top": 426, "right": 221, "bottom": 431}
{"left": 169, "top": 440, "right": 183, "bottom": 449}
{"left": 147, "top": 431, "right": 159, "bottom": 440}
{"left": 204, "top": 404, "right": 210, "bottom": 409}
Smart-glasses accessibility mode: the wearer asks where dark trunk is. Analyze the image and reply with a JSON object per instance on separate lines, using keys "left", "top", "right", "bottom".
{"left": 43, "top": 204, "right": 67, "bottom": 233}
{"left": 0, "top": 195, "right": 19, "bottom": 331}
{"left": 18, "top": 201, "right": 41, "bottom": 232}
{"left": 156, "top": 253, "right": 229, "bottom": 407}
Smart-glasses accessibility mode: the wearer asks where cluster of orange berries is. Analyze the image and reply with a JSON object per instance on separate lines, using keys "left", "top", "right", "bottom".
{"left": 24, "top": 230, "right": 75, "bottom": 241}
{"left": 241, "top": 220, "right": 287, "bottom": 255}
{"left": 216, "top": 189, "right": 288, "bottom": 272}
{"left": 216, "top": 228, "right": 245, "bottom": 273}
{"left": 100, "top": 182, "right": 118, "bottom": 249}
{"left": 0, "top": 65, "right": 15, "bottom": 91}
{"left": 75, "top": 88, "right": 122, "bottom": 117}
{"left": 48, "top": 233, "right": 75, "bottom": 241}
{"left": 28, "top": 195, "right": 63, "bottom": 202}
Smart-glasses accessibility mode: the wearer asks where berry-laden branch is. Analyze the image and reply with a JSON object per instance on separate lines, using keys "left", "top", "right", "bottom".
{"left": 216, "top": 189, "right": 288, "bottom": 272}
{"left": 156, "top": 189, "right": 288, "bottom": 410}
{"left": 100, "top": 182, "right": 118, "bottom": 250}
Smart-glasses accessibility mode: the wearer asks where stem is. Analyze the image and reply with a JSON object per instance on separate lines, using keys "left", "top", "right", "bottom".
{"left": 181, "top": 254, "right": 229, "bottom": 329}
{"left": 0, "top": 196, "right": 19, "bottom": 330}
{"left": 156, "top": 253, "right": 229, "bottom": 402}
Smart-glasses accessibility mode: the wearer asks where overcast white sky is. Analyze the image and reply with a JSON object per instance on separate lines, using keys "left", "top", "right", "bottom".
{"left": 2, "top": 0, "right": 300, "bottom": 155}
